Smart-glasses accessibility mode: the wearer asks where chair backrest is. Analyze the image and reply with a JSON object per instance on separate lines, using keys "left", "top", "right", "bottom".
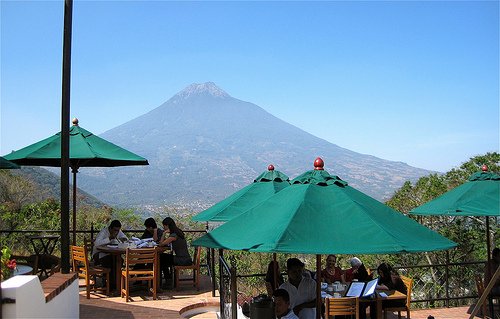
{"left": 325, "top": 297, "right": 358, "bottom": 318}
{"left": 71, "top": 245, "right": 90, "bottom": 273}
{"left": 400, "top": 275, "right": 413, "bottom": 308}
{"left": 84, "top": 238, "right": 94, "bottom": 257}
{"left": 124, "top": 247, "right": 157, "bottom": 270}
{"left": 475, "top": 275, "right": 485, "bottom": 294}
{"left": 193, "top": 246, "right": 202, "bottom": 268}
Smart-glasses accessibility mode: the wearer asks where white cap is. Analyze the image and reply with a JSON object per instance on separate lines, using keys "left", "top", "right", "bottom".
{"left": 350, "top": 257, "right": 362, "bottom": 267}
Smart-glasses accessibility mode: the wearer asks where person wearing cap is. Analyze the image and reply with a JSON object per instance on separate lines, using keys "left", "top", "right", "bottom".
{"left": 342, "top": 257, "right": 371, "bottom": 283}
{"left": 279, "top": 258, "right": 317, "bottom": 319}
{"left": 274, "top": 288, "right": 300, "bottom": 319}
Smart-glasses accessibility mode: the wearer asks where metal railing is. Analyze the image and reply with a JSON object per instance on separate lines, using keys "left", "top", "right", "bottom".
{"left": 1, "top": 228, "right": 487, "bottom": 308}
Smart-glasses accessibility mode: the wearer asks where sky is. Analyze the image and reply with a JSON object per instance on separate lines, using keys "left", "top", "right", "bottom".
{"left": 1, "top": 0, "right": 498, "bottom": 172}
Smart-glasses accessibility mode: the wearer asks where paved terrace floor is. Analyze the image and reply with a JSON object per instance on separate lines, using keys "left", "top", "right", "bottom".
{"left": 79, "top": 276, "right": 480, "bottom": 319}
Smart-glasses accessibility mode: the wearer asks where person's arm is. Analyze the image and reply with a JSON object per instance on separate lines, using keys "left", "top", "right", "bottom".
{"left": 94, "top": 228, "right": 110, "bottom": 247}
{"left": 293, "top": 299, "right": 317, "bottom": 316}
{"left": 159, "top": 233, "right": 177, "bottom": 247}
{"left": 117, "top": 230, "right": 128, "bottom": 242}
{"left": 152, "top": 228, "right": 159, "bottom": 241}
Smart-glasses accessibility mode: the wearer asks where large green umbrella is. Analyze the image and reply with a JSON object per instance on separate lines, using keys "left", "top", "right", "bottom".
{"left": 193, "top": 158, "right": 456, "bottom": 319}
{"left": 192, "top": 165, "right": 290, "bottom": 222}
{"left": 193, "top": 159, "right": 456, "bottom": 254}
{"left": 0, "top": 157, "right": 20, "bottom": 169}
{"left": 410, "top": 165, "right": 499, "bottom": 258}
{"left": 3, "top": 118, "right": 149, "bottom": 244}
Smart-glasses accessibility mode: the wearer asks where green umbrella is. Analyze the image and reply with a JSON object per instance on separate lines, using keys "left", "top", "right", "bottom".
{"left": 193, "top": 159, "right": 456, "bottom": 254}
{"left": 193, "top": 158, "right": 456, "bottom": 319}
{"left": 410, "top": 165, "right": 499, "bottom": 257}
{"left": 192, "top": 165, "right": 290, "bottom": 222}
{"left": 410, "top": 167, "right": 499, "bottom": 217}
{"left": 0, "top": 157, "right": 20, "bottom": 169}
{"left": 3, "top": 118, "right": 149, "bottom": 244}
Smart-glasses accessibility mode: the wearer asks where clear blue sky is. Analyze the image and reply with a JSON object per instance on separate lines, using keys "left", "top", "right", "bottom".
{"left": 1, "top": 1, "right": 498, "bottom": 172}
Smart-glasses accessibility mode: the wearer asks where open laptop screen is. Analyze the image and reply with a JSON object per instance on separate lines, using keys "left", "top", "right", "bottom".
{"left": 345, "top": 278, "right": 379, "bottom": 297}
{"left": 345, "top": 281, "right": 365, "bottom": 297}
{"left": 362, "top": 278, "right": 379, "bottom": 297}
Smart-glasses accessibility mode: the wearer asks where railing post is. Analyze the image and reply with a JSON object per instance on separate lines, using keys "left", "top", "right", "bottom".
{"left": 445, "top": 250, "right": 450, "bottom": 307}
{"left": 90, "top": 223, "right": 94, "bottom": 243}
{"left": 219, "top": 249, "right": 225, "bottom": 319}
{"left": 211, "top": 248, "right": 216, "bottom": 297}
{"left": 230, "top": 256, "right": 238, "bottom": 319}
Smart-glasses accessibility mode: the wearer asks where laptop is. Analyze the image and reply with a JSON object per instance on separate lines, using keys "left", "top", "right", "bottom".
{"left": 344, "top": 278, "right": 378, "bottom": 298}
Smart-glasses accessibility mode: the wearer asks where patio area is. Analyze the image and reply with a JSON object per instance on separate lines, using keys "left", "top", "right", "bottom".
{"left": 78, "top": 274, "right": 475, "bottom": 319}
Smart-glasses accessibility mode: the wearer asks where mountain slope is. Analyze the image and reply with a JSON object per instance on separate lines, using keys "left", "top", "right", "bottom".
{"left": 76, "top": 82, "right": 432, "bottom": 209}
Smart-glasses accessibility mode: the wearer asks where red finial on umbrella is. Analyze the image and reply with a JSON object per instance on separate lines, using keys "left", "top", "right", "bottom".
{"left": 72, "top": 118, "right": 79, "bottom": 126}
{"left": 268, "top": 164, "right": 275, "bottom": 171}
{"left": 314, "top": 157, "right": 324, "bottom": 170}
{"left": 482, "top": 164, "right": 488, "bottom": 172}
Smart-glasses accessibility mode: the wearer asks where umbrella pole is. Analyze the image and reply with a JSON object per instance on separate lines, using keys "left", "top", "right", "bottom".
{"left": 486, "top": 217, "right": 491, "bottom": 259}
{"left": 59, "top": 0, "right": 73, "bottom": 275}
{"left": 72, "top": 168, "right": 78, "bottom": 246}
{"left": 316, "top": 254, "right": 321, "bottom": 319}
{"left": 272, "top": 253, "right": 278, "bottom": 294}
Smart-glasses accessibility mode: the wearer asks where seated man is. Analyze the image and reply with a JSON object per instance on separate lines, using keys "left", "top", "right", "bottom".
{"left": 140, "top": 217, "right": 164, "bottom": 243}
{"left": 279, "top": 258, "right": 316, "bottom": 319}
{"left": 92, "top": 220, "right": 128, "bottom": 290}
{"left": 274, "top": 288, "right": 299, "bottom": 319}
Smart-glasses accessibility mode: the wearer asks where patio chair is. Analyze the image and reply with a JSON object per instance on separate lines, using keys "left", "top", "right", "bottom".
{"left": 383, "top": 275, "right": 413, "bottom": 319}
{"left": 83, "top": 237, "right": 95, "bottom": 265}
{"left": 174, "top": 246, "right": 201, "bottom": 290}
{"left": 71, "top": 245, "right": 110, "bottom": 299}
{"left": 120, "top": 247, "right": 158, "bottom": 302}
{"left": 325, "top": 296, "right": 359, "bottom": 319}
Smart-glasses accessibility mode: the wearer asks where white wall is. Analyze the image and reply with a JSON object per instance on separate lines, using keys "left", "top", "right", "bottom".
{"left": 2, "top": 275, "right": 79, "bottom": 319}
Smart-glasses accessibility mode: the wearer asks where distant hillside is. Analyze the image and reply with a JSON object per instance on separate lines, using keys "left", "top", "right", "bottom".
{"left": 75, "top": 82, "right": 433, "bottom": 210}
{"left": 10, "top": 167, "right": 105, "bottom": 208}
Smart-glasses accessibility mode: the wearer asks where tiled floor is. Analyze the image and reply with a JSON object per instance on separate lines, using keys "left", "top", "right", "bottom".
{"left": 78, "top": 276, "right": 480, "bottom": 319}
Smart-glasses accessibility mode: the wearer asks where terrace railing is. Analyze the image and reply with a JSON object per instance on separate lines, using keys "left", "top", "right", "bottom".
{"left": 1, "top": 228, "right": 486, "bottom": 308}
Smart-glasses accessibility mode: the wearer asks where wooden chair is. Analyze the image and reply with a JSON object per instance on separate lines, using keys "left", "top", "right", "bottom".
{"left": 71, "top": 245, "right": 110, "bottom": 299}
{"left": 325, "top": 296, "right": 359, "bottom": 319}
{"left": 384, "top": 275, "right": 413, "bottom": 319}
{"left": 83, "top": 237, "right": 96, "bottom": 265}
{"left": 120, "top": 247, "right": 157, "bottom": 302}
{"left": 174, "top": 246, "right": 201, "bottom": 290}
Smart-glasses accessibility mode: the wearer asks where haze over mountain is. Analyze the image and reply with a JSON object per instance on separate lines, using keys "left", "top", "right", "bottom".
{"left": 76, "top": 82, "right": 432, "bottom": 210}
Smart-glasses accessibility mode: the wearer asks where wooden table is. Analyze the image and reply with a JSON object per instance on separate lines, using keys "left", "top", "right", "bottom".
{"left": 326, "top": 289, "right": 406, "bottom": 319}
{"left": 374, "top": 290, "right": 407, "bottom": 319}
{"left": 96, "top": 245, "right": 170, "bottom": 293}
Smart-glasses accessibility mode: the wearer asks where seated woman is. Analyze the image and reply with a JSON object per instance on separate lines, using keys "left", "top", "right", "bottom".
{"left": 321, "top": 254, "right": 343, "bottom": 284}
{"left": 342, "top": 257, "right": 371, "bottom": 283}
{"left": 265, "top": 260, "right": 284, "bottom": 296}
{"left": 158, "top": 217, "right": 193, "bottom": 287}
{"left": 361, "top": 262, "right": 407, "bottom": 319}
